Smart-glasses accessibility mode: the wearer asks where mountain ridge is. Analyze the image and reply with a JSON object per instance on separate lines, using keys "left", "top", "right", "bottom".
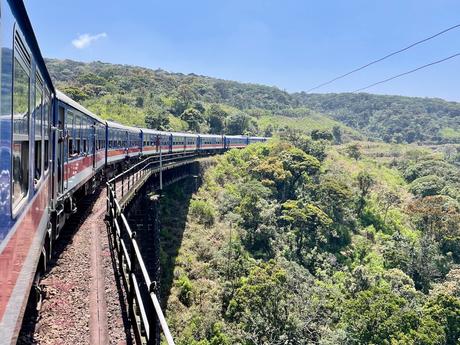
{"left": 45, "top": 58, "right": 460, "bottom": 143}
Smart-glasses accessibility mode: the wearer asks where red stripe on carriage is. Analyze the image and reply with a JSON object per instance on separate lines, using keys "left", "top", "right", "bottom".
{"left": 64, "top": 155, "right": 93, "bottom": 181}
{"left": 0, "top": 179, "right": 50, "bottom": 322}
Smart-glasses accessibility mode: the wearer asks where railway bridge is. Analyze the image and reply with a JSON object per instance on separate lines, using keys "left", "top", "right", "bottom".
{"left": 18, "top": 151, "right": 215, "bottom": 345}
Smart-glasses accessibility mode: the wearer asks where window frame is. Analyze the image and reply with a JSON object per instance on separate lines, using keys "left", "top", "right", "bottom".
{"left": 43, "top": 87, "right": 51, "bottom": 173}
{"left": 11, "top": 31, "right": 32, "bottom": 216}
{"left": 33, "top": 72, "right": 44, "bottom": 188}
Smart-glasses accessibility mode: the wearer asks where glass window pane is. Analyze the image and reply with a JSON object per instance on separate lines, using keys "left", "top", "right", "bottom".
{"left": 34, "top": 79, "right": 43, "bottom": 183}
{"left": 12, "top": 57, "right": 30, "bottom": 208}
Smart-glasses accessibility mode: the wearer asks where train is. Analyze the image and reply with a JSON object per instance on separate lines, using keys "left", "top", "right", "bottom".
{"left": 0, "top": 1, "right": 267, "bottom": 343}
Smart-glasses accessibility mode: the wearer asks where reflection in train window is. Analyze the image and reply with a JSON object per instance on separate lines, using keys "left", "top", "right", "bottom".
{"left": 12, "top": 57, "right": 30, "bottom": 209}
{"left": 43, "top": 90, "right": 50, "bottom": 171}
{"left": 67, "top": 111, "right": 75, "bottom": 158}
{"left": 34, "top": 75, "right": 43, "bottom": 185}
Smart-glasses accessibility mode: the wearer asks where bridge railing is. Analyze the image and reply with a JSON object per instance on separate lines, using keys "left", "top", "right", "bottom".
{"left": 106, "top": 153, "right": 179, "bottom": 345}
{"left": 111, "top": 151, "right": 196, "bottom": 203}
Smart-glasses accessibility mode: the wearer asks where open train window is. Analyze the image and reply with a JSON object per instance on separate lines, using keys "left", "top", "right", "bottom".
{"left": 34, "top": 74, "right": 43, "bottom": 186}
{"left": 12, "top": 45, "right": 31, "bottom": 211}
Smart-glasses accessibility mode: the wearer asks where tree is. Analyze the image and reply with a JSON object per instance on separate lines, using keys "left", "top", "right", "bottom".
{"left": 409, "top": 175, "right": 444, "bottom": 197}
{"left": 341, "top": 285, "right": 444, "bottom": 344}
{"left": 377, "top": 189, "right": 401, "bottom": 224}
{"left": 424, "top": 293, "right": 460, "bottom": 344}
{"left": 225, "top": 111, "right": 256, "bottom": 135}
{"left": 346, "top": 143, "right": 361, "bottom": 161}
{"left": 227, "top": 261, "right": 329, "bottom": 345}
{"left": 235, "top": 180, "right": 277, "bottom": 256}
{"left": 145, "top": 107, "right": 170, "bottom": 130}
{"left": 356, "top": 171, "right": 375, "bottom": 216}
{"left": 135, "top": 96, "right": 144, "bottom": 107}
{"left": 207, "top": 104, "right": 228, "bottom": 134}
{"left": 281, "top": 200, "right": 332, "bottom": 268}
{"left": 264, "top": 124, "right": 274, "bottom": 137}
{"left": 61, "top": 86, "right": 88, "bottom": 102}
{"left": 332, "top": 126, "right": 343, "bottom": 144}
{"left": 311, "top": 129, "right": 333, "bottom": 141}
{"left": 181, "top": 107, "right": 205, "bottom": 132}
{"left": 407, "top": 195, "right": 460, "bottom": 237}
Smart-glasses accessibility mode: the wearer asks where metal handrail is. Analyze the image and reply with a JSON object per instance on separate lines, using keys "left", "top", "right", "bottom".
{"left": 108, "top": 152, "right": 197, "bottom": 203}
{"left": 106, "top": 154, "right": 176, "bottom": 345}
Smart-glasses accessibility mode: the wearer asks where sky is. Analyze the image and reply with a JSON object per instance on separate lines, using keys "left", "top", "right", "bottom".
{"left": 24, "top": 0, "right": 460, "bottom": 101}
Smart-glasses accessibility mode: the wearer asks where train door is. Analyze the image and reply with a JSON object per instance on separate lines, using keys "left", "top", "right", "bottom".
{"left": 57, "top": 106, "right": 65, "bottom": 194}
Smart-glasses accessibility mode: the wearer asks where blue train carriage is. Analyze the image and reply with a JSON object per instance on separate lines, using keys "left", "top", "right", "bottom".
{"left": 141, "top": 128, "right": 171, "bottom": 156}
{"left": 248, "top": 136, "right": 268, "bottom": 144}
{"left": 55, "top": 90, "right": 106, "bottom": 197}
{"left": 126, "top": 125, "right": 142, "bottom": 159}
{"left": 0, "top": 1, "right": 56, "bottom": 342}
{"left": 224, "top": 135, "right": 249, "bottom": 149}
{"left": 198, "top": 133, "right": 224, "bottom": 151}
{"left": 106, "top": 121, "right": 139, "bottom": 164}
{"left": 169, "top": 131, "right": 198, "bottom": 153}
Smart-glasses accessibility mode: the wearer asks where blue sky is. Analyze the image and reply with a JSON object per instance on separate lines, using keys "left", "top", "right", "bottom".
{"left": 24, "top": 0, "right": 460, "bottom": 101}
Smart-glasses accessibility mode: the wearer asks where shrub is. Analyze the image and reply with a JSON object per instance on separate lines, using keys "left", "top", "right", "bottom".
{"left": 190, "top": 199, "right": 215, "bottom": 227}
{"left": 177, "top": 275, "right": 193, "bottom": 307}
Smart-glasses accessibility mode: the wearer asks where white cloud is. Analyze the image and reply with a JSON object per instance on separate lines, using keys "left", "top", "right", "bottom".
{"left": 72, "top": 32, "right": 107, "bottom": 49}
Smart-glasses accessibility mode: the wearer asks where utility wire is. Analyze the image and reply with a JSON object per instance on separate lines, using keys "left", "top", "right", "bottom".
{"left": 352, "top": 52, "right": 460, "bottom": 92}
{"left": 306, "top": 23, "right": 460, "bottom": 93}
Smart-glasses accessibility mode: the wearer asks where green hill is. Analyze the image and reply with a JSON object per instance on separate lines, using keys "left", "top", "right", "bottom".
{"left": 45, "top": 58, "right": 460, "bottom": 143}
{"left": 295, "top": 92, "right": 460, "bottom": 144}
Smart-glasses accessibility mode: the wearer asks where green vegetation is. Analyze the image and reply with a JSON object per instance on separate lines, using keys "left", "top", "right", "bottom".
{"left": 46, "top": 59, "right": 460, "bottom": 144}
{"left": 296, "top": 93, "right": 460, "bottom": 144}
{"left": 45, "top": 57, "right": 460, "bottom": 343}
{"left": 160, "top": 132, "right": 460, "bottom": 344}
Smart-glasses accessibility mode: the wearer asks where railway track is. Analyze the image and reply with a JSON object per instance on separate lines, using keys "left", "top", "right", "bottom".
{"left": 18, "top": 188, "right": 133, "bottom": 345}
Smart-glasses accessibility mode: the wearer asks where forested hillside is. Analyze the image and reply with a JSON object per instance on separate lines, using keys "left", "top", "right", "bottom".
{"left": 160, "top": 132, "right": 460, "bottom": 344}
{"left": 43, "top": 58, "right": 460, "bottom": 343}
{"left": 45, "top": 58, "right": 460, "bottom": 143}
{"left": 295, "top": 93, "right": 460, "bottom": 144}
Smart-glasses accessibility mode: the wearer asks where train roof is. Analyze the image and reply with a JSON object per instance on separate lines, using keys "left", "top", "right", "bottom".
{"left": 169, "top": 131, "right": 199, "bottom": 137}
{"left": 225, "top": 135, "right": 248, "bottom": 138}
{"left": 141, "top": 128, "right": 169, "bottom": 135}
{"left": 199, "top": 133, "right": 222, "bottom": 138}
{"left": 11, "top": 1, "right": 55, "bottom": 95}
{"left": 106, "top": 120, "right": 142, "bottom": 133}
{"left": 56, "top": 90, "right": 105, "bottom": 124}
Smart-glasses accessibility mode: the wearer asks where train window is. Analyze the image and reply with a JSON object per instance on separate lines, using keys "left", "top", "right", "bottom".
{"left": 12, "top": 56, "right": 30, "bottom": 209}
{"left": 68, "top": 111, "right": 75, "bottom": 158}
{"left": 75, "top": 113, "right": 81, "bottom": 154}
{"left": 43, "top": 90, "right": 50, "bottom": 172}
{"left": 34, "top": 76, "right": 43, "bottom": 185}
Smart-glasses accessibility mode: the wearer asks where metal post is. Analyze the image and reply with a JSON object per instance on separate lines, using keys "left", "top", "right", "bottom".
{"left": 159, "top": 146, "right": 163, "bottom": 191}
{"left": 149, "top": 193, "right": 161, "bottom": 345}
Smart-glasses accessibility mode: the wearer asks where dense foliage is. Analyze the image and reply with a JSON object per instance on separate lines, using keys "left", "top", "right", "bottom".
{"left": 159, "top": 134, "right": 460, "bottom": 344}
{"left": 46, "top": 59, "right": 460, "bottom": 144}
{"left": 44, "top": 57, "right": 460, "bottom": 343}
{"left": 295, "top": 93, "right": 460, "bottom": 144}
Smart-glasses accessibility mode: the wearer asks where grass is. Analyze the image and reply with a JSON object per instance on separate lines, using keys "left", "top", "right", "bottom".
{"left": 258, "top": 113, "right": 356, "bottom": 133}
{"left": 440, "top": 127, "right": 460, "bottom": 140}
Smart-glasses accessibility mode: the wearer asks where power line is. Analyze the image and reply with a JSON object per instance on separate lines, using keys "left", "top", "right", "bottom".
{"left": 306, "top": 23, "right": 460, "bottom": 93}
{"left": 352, "top": 52, "right": 460, "bottom": 92}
